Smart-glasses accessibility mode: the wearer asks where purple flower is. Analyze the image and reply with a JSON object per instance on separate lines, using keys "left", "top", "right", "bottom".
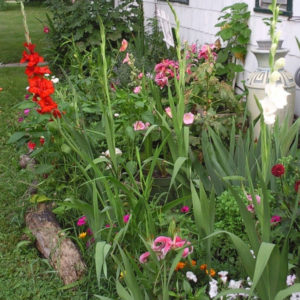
{"left": 18, "top": 117, "right": 24, "bottom": 122}
{"left": 180, "top": 206, "right": 190, "bottom": 213}
{"left": 77, "top": 216, "right": 87, "bottom": 226}
{"left": 87, "top": 228, "right": 93, "bottom": 236}
{"left": 25, "top": 94, "right": 30, "bottom": 99}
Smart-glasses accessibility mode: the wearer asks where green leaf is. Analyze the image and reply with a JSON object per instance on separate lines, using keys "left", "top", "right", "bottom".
{"left": 116, "top": 281, "right": 132, "bottom": 300}
{"left": 95, "top": 241, "right": 111, "bottom": 285}
{"left": 169, "top": 157, "right": 187, "bottom": 190}
{"left": 30, "top": 194, "right": 51, "bottom": 203}
{"left": 274, "top": 284, "right": 300, "bottom": 300}
{"left": 7, "top": 132, "right": 27, "bottom": 144}
{"left": 33, "top": 164, "right": 54, "bottom": 175}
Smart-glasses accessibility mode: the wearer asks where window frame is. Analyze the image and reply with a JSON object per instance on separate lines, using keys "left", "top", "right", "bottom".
{"left": 254, "top": 0, "right": 293, "bottom": 17}
{"left": 158, "top": 0, "right": 189, "bottom": 5}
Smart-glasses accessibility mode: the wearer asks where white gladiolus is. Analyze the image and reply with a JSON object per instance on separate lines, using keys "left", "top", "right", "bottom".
{"left": 274, "top": 57, "right": 285, "bottom": 70}
{"left": 269, "top": 71, "right": 281, "bottom": 83}
{"left": 260, "top": 98, "right": 277, "bottom": 125}
{"left": 264, "top": 83, "right": 289, "bottom": 109}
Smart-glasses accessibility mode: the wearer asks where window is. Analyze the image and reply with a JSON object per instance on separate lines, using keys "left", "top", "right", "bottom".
{"left": 254, "top": 0, "right": 293, "bottom": 17}
{"left": 159, "top": 0, "right": 189, "bottom": 5}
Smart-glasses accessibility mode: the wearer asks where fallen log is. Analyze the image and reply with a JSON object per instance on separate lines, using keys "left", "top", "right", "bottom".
{"left": 25, "top": 203, "right": 86, "bottom": 285}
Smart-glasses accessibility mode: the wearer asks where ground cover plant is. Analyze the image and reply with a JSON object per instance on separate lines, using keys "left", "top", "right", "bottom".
{"left": 4, "top": 0, "right": 300, "bottom": 299}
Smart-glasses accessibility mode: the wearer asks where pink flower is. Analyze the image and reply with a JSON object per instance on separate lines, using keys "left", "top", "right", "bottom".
{"left": 165, "top": 107, "right": 172, "bottom": 118}
{"left": 246, "top": 194, "right": 261, "bottom": 204}
{"left": 172, "top": 236, "right": 193, "bottom": 258}
{"left": 145, "top": 122, "right": 150, "bottom": 129}
{"left": 133, "top": 86, "right": 142, "bottom": 94}
{"left": 123, "top": 53, "right": 131, "bottom": 64}
{"left": 87, "top": 228, "right": 93, "bottom": 236}
{"left": 43, "top": 26, "right": 49, "bottom": 34}
{"left": 119, "top": 39, "right": 128, "bottom": 52}
{"left": 183, "top": 112, "right": 195, "bottom": 125}
{"left": 181, "top": 206, "right": 190, "bottom": 213}
{"left": 190, "top": 44, "right": 197, "bottom": 54}
{"left": 105, "top": 224, "right": 110, "bottom": 228}
{"left": 25, "top": 94, "right": 30, "bottom": 99}
{"left": 133, "top": 121, "right": 146, "bottom": 131}
{"left": 77, "top": 216, "right": 87, "bottom": 226}
{"left": 198, "top": 44, "right": 217, "bottom": 60}
{"left": 247, "top": 204, "right": 254, "bottom": 213}
{"left": 271, "top": 215, "right": 281, "bottom": 224}
{"left": 139, "top": 251, "right": 150, "bottom": 264}
{"left": 18, "top": 117, "right": 24, "bottom": 122}
{"left": 138, "top": 72, "right": 143, "bottom": 79}
{"left": 186, "top": 64, "right": 192, "bottom": 75}
{"left": 155, "top": 73, "right": 169, "bottom": 88}
{"left": 123, "top": 214, "right": 130, "bottom": 223}
{"left": 152, "top": 236, "right": 173, "bottom": 259}
{"left": 24, "top": 108, "right": 30, "bottom": 115}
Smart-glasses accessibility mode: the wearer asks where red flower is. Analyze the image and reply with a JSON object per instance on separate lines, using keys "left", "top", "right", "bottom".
{"left": 27, "top": 141, "right": 36, "bottom": 151}
{"left": 37, "top": 96, "right": 58, "bottom": 113}
{"left": 271, "top": 164, "right": 285, "bottom": 177}
{"left": 295, "top": 180, "right": 300, "bottom": 193}
{"left": 24, "top": 42, "right": 36, "bottom": 54}
{"left": 39, "top": 136, "right": 45, "bottom": 146}
{"left": 43, "top": 26, "right": 50, "bottom": 34}
{"left": 29, "top": 77, "right": 54, "bottom": 98}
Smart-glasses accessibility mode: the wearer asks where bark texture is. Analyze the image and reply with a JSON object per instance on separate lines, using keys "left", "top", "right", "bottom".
{"left": 26, "top": 204, "right": 86, "bottom": 285}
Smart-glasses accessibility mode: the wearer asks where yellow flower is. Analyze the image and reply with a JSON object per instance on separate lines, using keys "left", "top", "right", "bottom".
{"left": 78, "top": 232, "right": 87, "bottom": 239}
{"left": 120, "top": 271, "right": 126, "bottom": 279}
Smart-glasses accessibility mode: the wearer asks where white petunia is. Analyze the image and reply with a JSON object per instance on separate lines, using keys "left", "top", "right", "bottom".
{"left": 287, "top": 274, "right": 296, "bottom": 286}
{"left": 218, "top": 271, "right": 228, "bottom": 284}
{"left": 104, "top": 148, "right": 122, "bottom": 158}
{"left": 51, "top": 77, "right": 59, "bottom": 84}
{"left": 209, "top": 279, "right": 218, "bottom": 299}
{"left": 186, "top": 271, "right": 197, "bottom": 283}
{"left": 291, "top": 292, "right": 300, "bottom": 300}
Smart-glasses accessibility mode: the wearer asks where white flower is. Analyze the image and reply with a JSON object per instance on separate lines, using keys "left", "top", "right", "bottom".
{"left": 114, "top": 113, "right": 120, "bottom": 117}
{"left": 218, "top": 271, "right": 228, "bottom": 284}
{"left": 186, "top": 271, "right": 197, "bottom": 283}
{"left": 269, "top": 71, "right": 281, "bottom": 83}
{"left": 104, "top": 148, "right": 122, "bottom": 158}
{"left": 26, "top": 86, "right": 29, "bottom": 90}
{"left": 264, "top": 83, "right": 289, "bottom": 110}
{"left": 260, "top": 97, "right": 277, "bottom": 125}
{"left": 250, "top": 250, "right": 256, "bottom": 259}
{"left": 44, "top": 73, "right": 50, "bottom": 77}
{"left": 275, "top": 57, "right": 285, "bottom": 70}
{"left": 287, "top": 274, "right": 296, "bottom": 286}
{"left": 228, "top": 279, "right": 243, "bottom": 289}
{"left": 51, "top": 77, "right": 59, "bottom": 84}
{"left": 291, "top": 292, "right": 300, "bottom": 300}
{"left": 209, "top": 279, "right": 218, "bottom": 299}
{"left": 247, "top": 277, "right": 253, "bottom": 287}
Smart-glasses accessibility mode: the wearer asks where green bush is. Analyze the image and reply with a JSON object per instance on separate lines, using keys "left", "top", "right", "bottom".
{"left": 45, "top": 0, "right": 141, "bottom": 69}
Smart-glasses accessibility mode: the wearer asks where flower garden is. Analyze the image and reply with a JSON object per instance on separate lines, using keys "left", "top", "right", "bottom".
{"left": 1, "top": 0, "right": 300, "bottom": 299}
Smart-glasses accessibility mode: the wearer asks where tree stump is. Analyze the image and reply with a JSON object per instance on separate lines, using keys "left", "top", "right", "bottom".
{"left": 25, "top": 203, "right": 86, "bottom": 285}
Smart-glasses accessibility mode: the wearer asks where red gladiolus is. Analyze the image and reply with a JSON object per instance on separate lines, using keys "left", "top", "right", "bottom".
{"left": 21, "top": 42, "right": 61, "bottom": 118}
{"left": 295, "top": 180, "right": 300, "bottom": 193}
{"left": 271, "top": 164, "right": 285, "bottom": 177}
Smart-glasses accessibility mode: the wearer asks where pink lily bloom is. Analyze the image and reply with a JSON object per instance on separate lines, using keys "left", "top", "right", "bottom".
{"left": 152, "top": 236, "right": 173, "bottom": 259}
{"left": 119, "top": 39, "right": 128, "bottom": 52}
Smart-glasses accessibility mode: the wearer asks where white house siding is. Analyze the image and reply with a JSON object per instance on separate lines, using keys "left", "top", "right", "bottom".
{"left": 143, "top": 0, "right": 300, "bottom": 116}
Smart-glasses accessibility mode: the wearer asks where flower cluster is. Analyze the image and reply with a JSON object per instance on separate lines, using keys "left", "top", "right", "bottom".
{"left": 139, "top": 235, "right": 193, "bottom": 263}
{"left": 154, "top": 59, "right": 179, "bottom": 88}
{"left": 246, "top": 194, "right": 261, "bottom": 213}
{"left": 20, "top": 43, "right": 61, "bottom": 118}
{"left": 133, "top": 121, "right": 150, "bottom": 131}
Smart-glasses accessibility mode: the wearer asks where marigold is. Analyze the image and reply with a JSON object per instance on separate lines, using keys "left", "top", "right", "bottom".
{"left": 78, "top": 232, "right": 87, "bottom": 239}
{"left": 175, "top": 262, "right": 186, "bottom": 271}
{"left": 210, "top": 269, "right": 216, "bottom": 277}
{"left": 190, "top": 260, "right": 196, "bottom": 266}
{"left": 200, "top": 264, "right": 207, "bottom": 270}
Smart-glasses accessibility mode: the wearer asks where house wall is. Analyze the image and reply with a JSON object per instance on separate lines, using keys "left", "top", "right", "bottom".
{"left": 143, "top": 0, "right": 300, "bottom": 116}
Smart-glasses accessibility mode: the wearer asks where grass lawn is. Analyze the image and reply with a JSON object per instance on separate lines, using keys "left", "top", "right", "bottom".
{"left": 0, "top": 4, "right": 49, "bottom": 64}
{"left": 0, "top": 68, "right": 92, "bottom": 299}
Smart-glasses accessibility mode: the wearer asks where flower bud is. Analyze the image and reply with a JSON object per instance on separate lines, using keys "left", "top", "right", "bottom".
{"left": 274, "top": 57, "right": 285, "bottom": 70}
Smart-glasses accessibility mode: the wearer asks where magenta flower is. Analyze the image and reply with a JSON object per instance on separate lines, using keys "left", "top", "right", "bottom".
{"left": 133, "top": 121, "right": 146, "bottom": 131}
{"left": 271, "top": 215, "right": 281, "bottom": 224}
{"left": 183, "top": 112, "right": 195, "bottom": 125}
{"left": 43, "top": 26, "right": 50, "bottom": 34}
{"left": 123, "top": 214, "right": 130, "bottom": 223}
{"left": 123, "top": 53, "right": 131, "bottom": 64}
{"left": 165, "top": 107, "right": 172, "bottom": 118}
{"left": 18, "top": 117, "right": 24, "bottom": 122}
{"left": 87, "top": 228, "right": 93, "bottom": 236}
{"left": 139, "top": 251, "right": 150, "bottom": 264}
{"left": 133, "top": 86, "right": 142, "bottom": 94}
{"left": 180, "top": 206, "right": 190, "bottom": 213}
{"left": 105, "top": 224, "right": 110, "bottom": 228}
{"left": 24, "top": 108, "right": 30, "bottom": 115}
{"left": 25, "top": 94, "right": 30, "bottom": 99}
{"left": 247, "top": 204, "right": 254, "bottom": 213}
{"left": 198, "top": 44, "right": 217, "bottom": 60}
{"left": 77, "top": 216, "right": 87, "bottom": 226}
